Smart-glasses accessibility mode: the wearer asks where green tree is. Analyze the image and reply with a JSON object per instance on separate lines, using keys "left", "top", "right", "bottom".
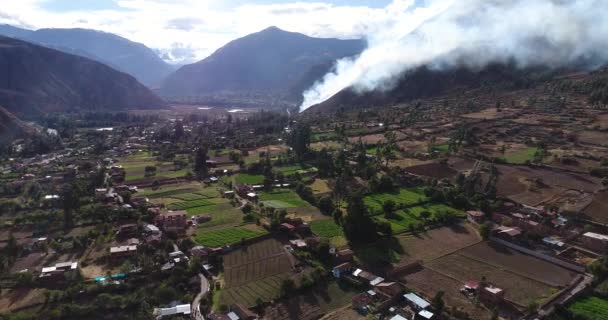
{"left": 194, "top": 146, "right": 208, "bottom": 180}
{"left": 382, "top": 200, "right": 396, "bottom": 218}
{"left": 288, "top": 123, "right": 311, "bottom": 161}
{"left": 280, "top": 278, "right": 296, "bottom": 297}
{"left": 480, "top": 222, "right": 492, "bottom": 240}
{"left": 343, "top": 192, "right": 377, "bottom": 243}
{"left": 62, "top": 183, "right": 79, "bottom": 229}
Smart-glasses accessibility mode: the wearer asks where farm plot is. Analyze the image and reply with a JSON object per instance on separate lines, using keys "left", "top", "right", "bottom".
{"left": 426, "top": 253, "right": 556, "bottom": 306}
{"left": 460, "top": 242, "right": 577, "bottom": 287}
{"left": 170, "top": 193, "right": 208, "bottom": 201}
{"left": 404, "top": 162, "right": 458, "bottom": 180}
{"left": 502, "top": 147, "right": 538, "bottom": 164}
{"left": 262, "top": 281, "right": 360, "bottom": 320}
{"left": 403, "top": 268, "right": 494, "bottom": 320}
{"left": 582, "top": 191, "right": 608, "bottom": 224}
{"left": 260, "top": 190, "right": 310, "bottom": 208}
{"left": 310, "top": 219, "right": 347, "bottom": 248}
{"left": 221, "top": 238, "right": 295, "bottom": 307}
{"left": 168, "top": 199, "right": 214, "bottom": 210}
{"left": 194, "top": 226, "right": 267, "bottom": 248}
{"left": 568, "top": 295, "right": 608, "bottom": 320}
{"left": 363, "top": 188, "right": 429, "bottom": 215}
{"left": 394, "top": 224, "right": 481, "bottom": 265}
{"left": 234, "top": 173, "right": 264, "bottom": 185}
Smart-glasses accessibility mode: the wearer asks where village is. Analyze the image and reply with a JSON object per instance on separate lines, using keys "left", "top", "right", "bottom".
{"left": 1, "top": 71, "right": 608, "bottom": 320}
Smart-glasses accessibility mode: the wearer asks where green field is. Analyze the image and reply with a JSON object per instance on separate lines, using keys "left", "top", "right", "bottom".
{"left": 433, "top": 144, "right": 450, "bottom": 152}
{"left": 363, "top": 188, "right": 429, "bottom": 215}
{"left": 194, "top": 227, "right": 268, "bottom": 247}
{"left": 170, "top": 193, "right": 208, "bottom": 201}
{"left": 168, "top": 199, "right": 214, "bottom": 210}
{"left": 310, "top": 219, "right": 344, "bottom": 238}
{"left": 259, "top": 190, "right": 309, "bottom": 208}
{"left": 569, "top": 296, "right": 608, "bottom": 320}
{"left": 234, "top": 173, "right": 264, "bottom": 184}
{"left": 503, "top": 147, "right": 538, "bottom": 164}
{"left": 144, "top": 188, "right": 199, "bottom": 199}
{"left": 376, "top": 204, "right": 466, "bottom": 233}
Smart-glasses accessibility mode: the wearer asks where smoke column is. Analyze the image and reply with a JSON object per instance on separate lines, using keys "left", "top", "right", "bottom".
{"left": 300, "top": 0, "right": 608, "bottom": 111}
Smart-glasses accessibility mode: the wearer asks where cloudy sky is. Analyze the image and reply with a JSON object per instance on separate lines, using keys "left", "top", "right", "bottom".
{"left": 0, "top": 0, "right": 425, "bottom": 64}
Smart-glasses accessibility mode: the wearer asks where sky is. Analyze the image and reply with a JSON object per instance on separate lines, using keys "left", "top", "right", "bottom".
{"left": 0, "top": 0, "right": 416, "bottom": 64}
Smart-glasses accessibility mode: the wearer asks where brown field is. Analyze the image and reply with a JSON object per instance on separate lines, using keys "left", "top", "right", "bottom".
{"left": 396, "top": 140, "right": 427, "bottom": 153}
{"left": 461, "top": 108, "right": 517, "bottom": 120}
{"left": 390, "top": 158, "right": 434, "bottom": 169}
{"left": 591, "top": 113, "right": 608, "bottom": 129}
{"left": 426, "top": 253, "right": 557, "bottom": 306}
{"left": 578, "top": 130, "right": 608, "bottom": 146}
{"left": 494, "top": 164, "right": 602, "bottom": 206}
{"left": 224, "top": 238, "right": 294, "bottom": 287}
{"left": 404, "top": 162, "right": 458, "bottom": 180}
{"left": 0, "top": 288, "right": 45, "bottom": 312}
{"left": 9, "top": 253, "right": 48, "bottom": 273}
{"left": 348, "top": 132, "right": 407, "bottom": 145}
{"left": 461, "top": 242, "right": 577, "bottom": 287}
{"left": 262, "top": 282, "right": 359, "bottom": 320}
{"left": 395, "top": 224, "right": 481, "bottom": 265}
{"left": 404, "top": 268, "right": 494, "bottom": 320}
{"left": 310, "top": 179, "right": 331, "bottom": 195}
{"left": 221, "top": 238, "right": 296, "bottom": 307}
{"left": 310, "top": 141, "right": 342, "bottom": 151}
{"left": 582, "top": 191, "right": 608, "bottom": 224}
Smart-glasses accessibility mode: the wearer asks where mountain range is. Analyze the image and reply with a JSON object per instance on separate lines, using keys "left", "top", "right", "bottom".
{"left": 0, "top": 35, "right": 165, "bottom": 117}
{"left": 0, "top": 24, "right": 174, "bottom": 87}
{"left": 160, "top": 27, "right": 365, "bottom": 107}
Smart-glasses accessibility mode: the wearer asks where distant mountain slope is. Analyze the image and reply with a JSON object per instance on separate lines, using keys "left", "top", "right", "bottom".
{"left": 0, "top": 35, "right": 165, "bottom": 116}
{"left": 0, "top": 106, "right": 35, "bottom": 144}
{"left": 305, "top": 63, "right": 556, "bottom": 113}
{"left": 160, "top": 27, "right": 365, "bottom": 106}
{"left": 0, "top": 25, "right": 174, "bottom": 87}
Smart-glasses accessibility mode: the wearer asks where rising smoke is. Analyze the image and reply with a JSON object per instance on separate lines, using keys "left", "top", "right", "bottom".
{"left": 299, "top": 0, "right": 608, "bottom": 111}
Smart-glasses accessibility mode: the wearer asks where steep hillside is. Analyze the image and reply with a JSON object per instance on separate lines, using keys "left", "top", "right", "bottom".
{"left": 0, "top": 25, "right": 174, "bottom": 86}
{"left": 161, "top": 26, "right": 365, "bottom": 106}
{"left": 306, "top": 63, "right": 557, "bottom": 113}
{"left": 0, "top": 107, "right": 35, "bottom": 144}
{"left": 0, "top": 35, "right": 165, "bottom": 116}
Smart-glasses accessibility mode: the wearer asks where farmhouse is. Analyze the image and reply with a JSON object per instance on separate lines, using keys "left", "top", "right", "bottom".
{"left": 581, "top": 232, "right": 608, "bottom": 253}
{"left": 480, "top": 285, "right": 505, "bottom": 304}
{"left": 39, "top": 261, "right": 79, "bottom": 281}
{"left": 403, "top": 292, "right": 430, "bottom": 311}
{"left": 110, "top": 242, "right": 138, "bottom": 260}
{"left": 153, "top": 304, "right": 191, "bottom": 319}
{"left": 155, "top": 211, "right": 188, "bottom": 234}
{"left": 467, "top": 210, "right": 485, "bottom": 224}
{"left": 332, "top": 262, "right": 353, "bottom": 278}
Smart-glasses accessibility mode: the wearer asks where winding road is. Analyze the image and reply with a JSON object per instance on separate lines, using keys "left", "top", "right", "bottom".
{"left": 192, "top": 273, "right": 210, "bottom": 320}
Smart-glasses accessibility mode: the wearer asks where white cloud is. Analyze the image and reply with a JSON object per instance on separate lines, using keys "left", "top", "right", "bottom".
{"left": 0, "top": 0, "right": 391, "bottom": 64}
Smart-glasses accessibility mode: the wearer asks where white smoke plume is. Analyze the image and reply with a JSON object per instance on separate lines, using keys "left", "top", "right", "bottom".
{"left": 300, "top": 0, "right": 608, "bottom": 111}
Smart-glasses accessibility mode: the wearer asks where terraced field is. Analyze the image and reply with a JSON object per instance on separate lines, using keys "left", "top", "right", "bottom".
{"left": 220, "top": 238, "right": 295, "bottom": 307}
{"left": 194, "top": 226, "right": 268, "bottom": 248}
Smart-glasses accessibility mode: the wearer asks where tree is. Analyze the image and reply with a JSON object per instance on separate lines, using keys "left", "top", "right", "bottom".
{"left": 287, "top": 123, "right": 311, "bottom": 160}
{"left": 432, "top": 290, "right": 445, "bottom": 313}
{"left": 382, "top": 200, "right": 396, "bottom": 218}
{"left": 62, "top": 183, "right": 78, "bottom": 229}
{"left": 343, "top": 192, "right": 377, "bottom": 243}
{"left": 262, "top": 151, "right": 273, "bottom": 191}
{"left": 194, "top": 146, "right": 208, "bottom": 180}
{"left": 174, "top": 120, "right": 185, "bottom": 140}
{"left": 480, "top": 222, "right": 492, "bottom": 240}
{"left": 318, "top": 196, "right": 334, "bottom": 215}
{"left": 280, "top": 278, "right": 296, "bottom": 297}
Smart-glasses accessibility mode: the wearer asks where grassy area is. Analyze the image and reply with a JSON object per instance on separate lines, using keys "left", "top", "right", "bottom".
{"left": 503, "top": 147, "right": 538, "bottom": 164}
{"left": 311, "top": 179, "right": 331, "bottom": 194}
{"left": 363, "top": 187, "right": 429, "bottom": 215}
{"left": 310, "top": 219, "right": 344, "bottom": 238}
{"left": 170, "top": 193, "right": 208, "bottom": 201}
{"left": 194, "top": 226, "right": 267, "bottom": 247}
{"left": 259, "top": 190, "right": 310, "bottom": 208}
{"left": 234, "top": 173, "right": 264, "bottom": 184}
{"left": 376, "top": 204, "right": 466, "bottom": 233}
{"left": 312, "top": 132, "right": 339, "bottom": 142}
{"left": 168, "top": 199, "right": 214, "bottom": 210}
{"left": 433, "top": 144, "right": 450, "bottom": 152}
{"left": 568, "top": 295, "right": 608, "bottom": 320}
